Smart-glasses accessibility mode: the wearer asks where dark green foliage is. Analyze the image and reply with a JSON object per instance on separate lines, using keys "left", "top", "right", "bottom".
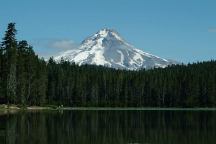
{"left": 1, "top": 23, "right": 17, "bottom": 103}
{"left": 45, "top": 60, "right": 216, "bottom": 107}
{"left": 0, "top": 23, "right": 47, "bottom": 106}
{"left": 0, "top": 39, "right": 5, "bottom": 103}
{"left": 0, "top": 23, "right": 216, "bottom": 107}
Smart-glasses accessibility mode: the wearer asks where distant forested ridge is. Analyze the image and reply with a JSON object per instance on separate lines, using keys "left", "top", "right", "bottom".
{"left": 0, "top": 23, "right": 216, "bottom": 107}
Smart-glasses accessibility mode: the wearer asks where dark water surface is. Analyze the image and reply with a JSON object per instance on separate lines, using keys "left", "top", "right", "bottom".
{"left": 0, "top": 110, "right": 216, "bottom": 144}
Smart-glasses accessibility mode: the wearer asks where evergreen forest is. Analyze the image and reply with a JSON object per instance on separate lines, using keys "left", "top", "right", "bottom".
{"left": 0, "top": 23, "right": 215, "bottom": 107}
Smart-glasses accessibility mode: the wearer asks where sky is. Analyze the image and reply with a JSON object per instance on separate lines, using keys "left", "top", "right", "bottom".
{"left": 0, "top": 0, "right": 216, "bottom": 63}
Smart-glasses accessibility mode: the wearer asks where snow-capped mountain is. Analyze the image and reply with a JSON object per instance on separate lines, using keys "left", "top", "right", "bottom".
{"left": 54, "top": 29, "right": 176, "bottom": 70}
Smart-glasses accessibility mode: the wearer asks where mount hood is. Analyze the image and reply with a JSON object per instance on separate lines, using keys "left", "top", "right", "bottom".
{"left": 54, "top": 29, "right": 176, "bottom": 70}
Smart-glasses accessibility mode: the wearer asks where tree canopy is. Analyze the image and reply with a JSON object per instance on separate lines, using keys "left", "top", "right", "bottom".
{"left": 0, "top": 23, "right": 215, "bottom": 107}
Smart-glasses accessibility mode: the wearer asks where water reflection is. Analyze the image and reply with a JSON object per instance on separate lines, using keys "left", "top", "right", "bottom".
{"left": 0, "top": 110, "right": 216, "bottom": 144}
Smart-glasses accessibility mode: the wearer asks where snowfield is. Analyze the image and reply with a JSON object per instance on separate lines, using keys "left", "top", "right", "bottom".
{"left": 54, "top": 29, "right": 176, "bottom": 70}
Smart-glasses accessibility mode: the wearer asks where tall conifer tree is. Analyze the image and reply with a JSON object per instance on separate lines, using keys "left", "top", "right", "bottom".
{"left": 1, "top": 23, "right": 17, "bottom": 104}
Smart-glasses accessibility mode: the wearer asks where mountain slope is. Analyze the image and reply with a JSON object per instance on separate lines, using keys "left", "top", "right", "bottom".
{"left": 54, "top": 29, "right": 176, "bottom": 70}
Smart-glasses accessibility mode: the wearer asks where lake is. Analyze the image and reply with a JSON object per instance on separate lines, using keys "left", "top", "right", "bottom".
{"left": 0, "top": 109, "right": 216, "bottom": 144}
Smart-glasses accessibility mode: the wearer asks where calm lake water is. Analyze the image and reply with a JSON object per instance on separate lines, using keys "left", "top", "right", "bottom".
{"left": 0, "top": 110, "right": 216, "bottom": 144}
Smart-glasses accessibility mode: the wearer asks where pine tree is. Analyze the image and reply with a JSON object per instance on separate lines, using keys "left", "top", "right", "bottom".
{"left": 16, "top": 40, "right": 29, "bottom": 105}
{"left": 0, "top": 43, "right": 5, "bottom": 103}
{"left": 36, "top": 59, "right": 47, "bottom": 105}
{"left": 1, "top": 23, "right": 17, "bottom": 104}
{"left": 47, "top": 57, "right": 57, "bottom": 104}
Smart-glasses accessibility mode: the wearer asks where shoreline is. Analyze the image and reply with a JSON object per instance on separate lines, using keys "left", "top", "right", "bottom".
{"left": 1, "top": 104, "right": 216, "bottom": 111}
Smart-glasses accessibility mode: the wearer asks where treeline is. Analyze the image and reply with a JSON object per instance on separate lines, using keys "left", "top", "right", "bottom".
{"left": 0, "top": 23, "right": 47, "bottom": 105}
{"left": 0, "top": 23, "right": 216, "bottom": 107}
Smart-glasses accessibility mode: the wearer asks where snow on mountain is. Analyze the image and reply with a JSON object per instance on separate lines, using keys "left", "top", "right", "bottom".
{"left": 54, "top": 28, "right": 176, "bottom": 70}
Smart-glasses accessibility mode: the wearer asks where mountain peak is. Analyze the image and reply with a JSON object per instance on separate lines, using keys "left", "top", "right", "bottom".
{"left": 97, "top": 28, "right": 118, "bottom": 35}
{"left": 98, "top": 28, "right": 115, "bottom": 33}
{"left": 97, "top": 28, "right": 123, "bottom": 41}
{"left": 81, "top": 28, "right": 124, "bottom": 45}
{"left": 55, "top": 29, "right": 177, "bottom": 70}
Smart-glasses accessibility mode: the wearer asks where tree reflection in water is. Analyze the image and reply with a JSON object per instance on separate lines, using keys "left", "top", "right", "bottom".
{"left": 0, "top": 110, "right": 216, "bottom": 144}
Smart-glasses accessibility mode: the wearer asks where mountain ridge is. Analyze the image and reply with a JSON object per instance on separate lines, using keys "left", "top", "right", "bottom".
{"left": 54, "top": 29, "right": 177, "bottom": 70}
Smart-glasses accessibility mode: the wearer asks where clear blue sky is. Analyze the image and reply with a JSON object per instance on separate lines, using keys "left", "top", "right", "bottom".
{"left": 0, "top": 0, "right": 215, "bottom": 63}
